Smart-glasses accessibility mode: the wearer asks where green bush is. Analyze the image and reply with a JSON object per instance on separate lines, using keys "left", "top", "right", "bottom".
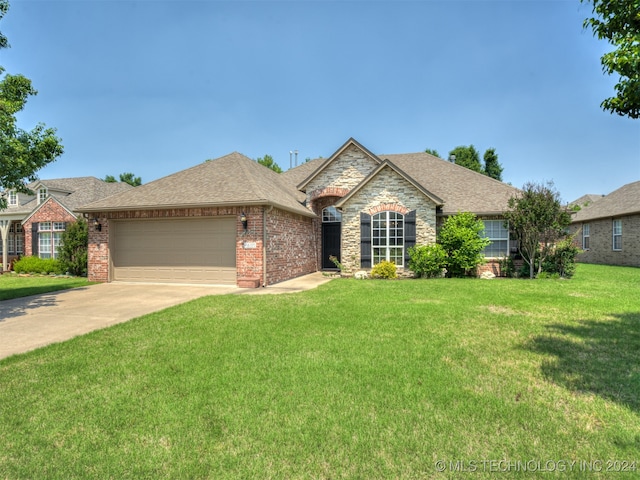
{"left": 408, "top": 244, "right": 447, "bottom": 278}
{"left": 58, "top": 219, "right": 88, "bottom": 276}
{"left": 13, "top": 256, "right": 64, "bottom": 275}
{"left": 541, "top": 234, "right": 581, "bottom": 278}
{"left": 370, "top": 260, "right": 398, "bottom": 279}
{"left": 438, "top": 212, "right": 490, "bottom": 277}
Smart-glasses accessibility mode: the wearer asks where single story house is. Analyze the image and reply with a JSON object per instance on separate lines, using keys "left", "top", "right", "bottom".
{"left": 0, "top": 177, "right": 132, "bottom": 272}
{"left": 79, "top": 138, "right": 519, "bottom": 287}
{"left": 570, "top": 180, "right": 640, "bottom": 267}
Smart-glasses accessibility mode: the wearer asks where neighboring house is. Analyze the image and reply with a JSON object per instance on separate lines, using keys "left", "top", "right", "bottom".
{"left": 0, "top": 177, "right": 132, "bottom": 272}
{"left": 570, "top": 180, "right": 640, "bottom": 267}
{"left": 79, "top": 138, "right": 519, "bottom": 287}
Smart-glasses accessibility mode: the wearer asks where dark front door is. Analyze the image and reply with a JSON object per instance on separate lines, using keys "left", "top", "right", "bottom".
{"left": 322, "top": 222, "right": 341, "bottom": 269}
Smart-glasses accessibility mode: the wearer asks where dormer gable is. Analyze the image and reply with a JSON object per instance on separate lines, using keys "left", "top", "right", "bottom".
{"left": 297, "top": 138, "right": 383, "bottom": 202}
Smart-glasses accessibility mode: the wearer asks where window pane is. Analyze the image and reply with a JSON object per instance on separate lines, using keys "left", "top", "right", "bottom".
{"left": 372, "top": 211, "right": 404, "bottom": 266}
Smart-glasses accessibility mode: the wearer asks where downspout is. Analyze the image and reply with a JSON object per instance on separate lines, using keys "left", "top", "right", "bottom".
{"left": 263, "top": 205, "right": 273, "bottom": 287}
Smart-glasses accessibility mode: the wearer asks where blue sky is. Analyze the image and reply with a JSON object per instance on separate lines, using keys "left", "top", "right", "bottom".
{"left": 3, "top": 0, "right": 639, "bottom": 203}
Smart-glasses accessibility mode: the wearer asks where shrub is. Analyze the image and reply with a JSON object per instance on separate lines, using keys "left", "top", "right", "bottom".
{"left": 541, "top": 234, "right": 581, "bottom": 278}
{"left": 438, "top": 212, "right": 490, "bottom": 277}
{"left": 13, "top": 256, "right": 64, "bottom": 275}
{"left": 408, "top": 244, "right": 447, "bottom": 278}
{"left": 370, "top": 260, "right": 398, "bottom": 279}
{"left": 58, "top": 219, "right": 88, "bottom": 276}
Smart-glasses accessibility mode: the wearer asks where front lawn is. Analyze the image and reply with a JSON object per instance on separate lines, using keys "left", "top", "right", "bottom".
{"left": 0, "top": 264, "right": 638, "bottom": 478}
{"left": 0, "top": 274, "right": 92, "bottom": 301}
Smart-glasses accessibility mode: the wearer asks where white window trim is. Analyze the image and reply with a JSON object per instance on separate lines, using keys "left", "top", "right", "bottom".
{"left": 482, "top": 220, "right": 510, "bottom": 258}
{"left": 582, "top": 223, "right": 590, "bottom": 250}
{"left": 612, "top": 219, "right": 622, "bottom": 251}
{"left": 38, "top": 187, "right": 48, "bottom": 204}
{"left": 372, "top": 211, "right": 404, "bottom": 267}
{"left": 8, "top": 191, "right": 17, "bottom": 206}
{"left": 322, "top": 206, "right": 342, "bottom": 223}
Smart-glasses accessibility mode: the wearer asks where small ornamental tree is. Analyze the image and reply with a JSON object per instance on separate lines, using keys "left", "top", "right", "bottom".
{"left": 503, "top": 181, "right": 573, "bottom": 279}
{"left": 58, "top": 219, "right": 88, "bottom": 276}
{"left": 438, "top": 212, "right": 490, "bottom": 277}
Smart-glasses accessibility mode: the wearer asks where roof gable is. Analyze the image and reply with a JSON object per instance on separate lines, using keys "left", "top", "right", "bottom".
{"left": 297, "top": 137, "right": 382, "bottom": 191}
{"left": 336, "top": 159, "right": 444, "bottom": 208}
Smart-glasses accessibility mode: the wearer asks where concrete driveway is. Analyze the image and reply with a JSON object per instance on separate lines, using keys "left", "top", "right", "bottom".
{"left": 0, "top": 273, "right": 332, "bottom": 360}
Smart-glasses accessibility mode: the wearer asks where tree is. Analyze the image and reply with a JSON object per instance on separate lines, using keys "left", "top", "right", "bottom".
{"left": 448, "top": 145, "right": 482, "bottom": 173}
{"left": 0, "top": 0, "right": 63, "bottom": 210}
{"left": 503, "top": 181, "right": 573, "bottom": 279}
{"left": 438, "top": 212, "right": 490, "bottom": 277}
{"left": 256, "top": 154, "right": 282, "bottom": 173}
{"left": 424, "top": 148, "right": 441, "bottom": 157}
{"left": 483, "top": 148, "right": 503, "bottom": 181}
{"left": 582, "top": 0, "right": 640, "bottom": 118}
{"left": 104, "top": 172, "right": 142, "bottom": 186}
{"left": 58, "top": 218, "right": 88, "bottom": 276}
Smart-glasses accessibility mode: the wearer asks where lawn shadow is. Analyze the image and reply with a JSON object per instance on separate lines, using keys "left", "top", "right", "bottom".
{"left": 525, "top": 312, "right": 640, "bottom": 412}
{"left": 0, "top": 288, "right": 90, "bottom": 321}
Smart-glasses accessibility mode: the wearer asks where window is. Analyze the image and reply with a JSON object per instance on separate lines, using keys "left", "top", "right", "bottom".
{"left": 8, "top": 191, "right": 17, "bottom": 206}
{"left": 7, "top": 223, "right": 23, "bottom": 255}
{"left": 38, "top": 222, "right": 65, "bottom": 259}
{"left": 613, "top": 219, "right": 622, "bottom": 251}
{"left": 372, "top": 211, "right": 404, "bottom": 266}
{"left": 322, "top": 206, "right": 342, "bottom": 222}
{"left": 38, "top": 187, "right": 48, "bottom": 204}
{"left": 582, "top": 223, "right": 590, "bottom": 250}
{"left": 482, "top": 220, "right": 509, "bottom": 257}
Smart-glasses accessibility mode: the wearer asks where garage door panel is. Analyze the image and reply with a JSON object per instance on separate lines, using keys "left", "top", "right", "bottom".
{"left": 111, "top": 218, "right": 236, "bottom": 284}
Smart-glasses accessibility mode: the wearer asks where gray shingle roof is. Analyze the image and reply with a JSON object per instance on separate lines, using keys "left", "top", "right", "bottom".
{"left": 572, "top": 180, "right": 640, "bottom": 222}
{"left": 1, "top": 177, "right": 132, "bottom": 218}
{"left": 282, "top": 148, "right": 518, "bottom": 215}
{"left": 79, "top": 152, "right": 314, "bottom": 217}
{"left": 383, "top": 152, "right": 519, "bottom": 215}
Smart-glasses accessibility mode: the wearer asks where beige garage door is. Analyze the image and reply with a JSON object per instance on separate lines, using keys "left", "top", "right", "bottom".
{"left": 111, "top": 217, "right": 236, "bottom": 284}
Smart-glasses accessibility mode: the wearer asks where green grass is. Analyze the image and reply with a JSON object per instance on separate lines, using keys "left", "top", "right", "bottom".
{"left": 0, "top": 274, "right": 92, "bottom": 301}
{"left": 1, "top": 264, "right": 639, "bottom": 479}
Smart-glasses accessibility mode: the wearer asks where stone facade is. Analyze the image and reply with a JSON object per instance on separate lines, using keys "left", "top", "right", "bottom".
{"left": 572, "top": 215, "right": 640, "bottom": 267}
{"left": 340, "top": 166, "right": 438, "bottom": 273}
{"left": 305, "top": 144, "right": 379, "bottom": 205}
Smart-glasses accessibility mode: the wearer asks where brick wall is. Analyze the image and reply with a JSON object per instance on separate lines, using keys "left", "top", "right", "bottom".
{"left": 87, "top": 205, "right": 319, "bottom": 287}
{"left": 571, "top": 215, "right": 640, "bottom": 267}
{"left": 265, "top": 207, "right": 317, "bottom": 285}
{"left": 23, "top": 198, "right": 77, "bottom": 257}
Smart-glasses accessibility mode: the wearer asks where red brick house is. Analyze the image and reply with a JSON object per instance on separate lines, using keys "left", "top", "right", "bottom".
{"left": 570, "top": 180, "right": 640, "bottom": 267}
{"left": 0, "top": 177, "right": 132, "bottom": 272}
{"left": 79, "top": 138, "right": 519, "bottom": 287}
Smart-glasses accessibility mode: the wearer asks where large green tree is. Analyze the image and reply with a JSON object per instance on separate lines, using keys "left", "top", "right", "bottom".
{"left": 0, "top": 0, "right": 63, "bottom": 209}
{"left": 105, "top": 172, "right": 142, "bottom": 186}
{"left": 503, "top": 181, "right": 573, "bottom": 279}
{"left": 582, "top": 0, "right": 640, "bottom": 118}
{"left": 483, "top": 148, "right": 503, "bottom": 181}
{"left": 256, "top": 154, "right": 282, "bottom": 173}
{"left": 448, "top": 145, "right": 483, "bottom": 173}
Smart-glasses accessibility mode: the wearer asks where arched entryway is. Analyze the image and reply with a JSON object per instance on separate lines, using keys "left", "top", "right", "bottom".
{"left": 321, "top": 206, "right": 341, "bottom": 269}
